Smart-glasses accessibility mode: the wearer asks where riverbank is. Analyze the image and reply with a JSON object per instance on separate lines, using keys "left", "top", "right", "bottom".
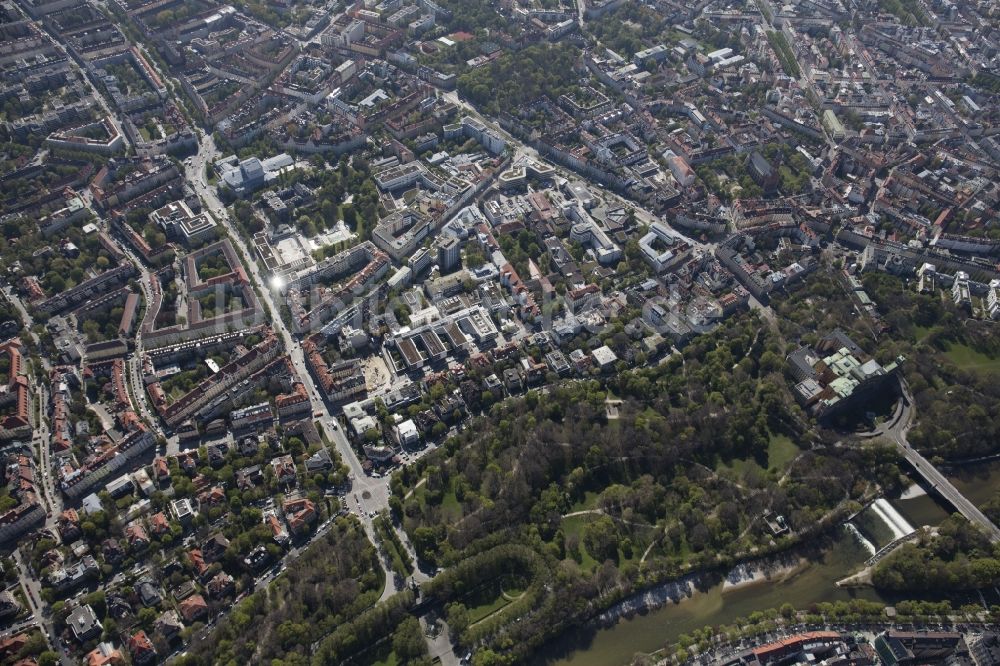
{"left": 545, "top": 463, "right": 1000, "bottom": 666}
{"left": 899, "top": 483, "right": 927, "bottom": 500}
{"left": 836, "top": 566, "right": 873, "bottom": 587}
{"left": 542, "top": 529, "right": 882, "bottom": 666}
{"left": 594, "top": 573, "right": 704, "bottom": 627}
{"left": 722, "top": 555, "right": 805, "bottom": 591}
{"left": 665, "top": 617, "right": 1000, "bottom": 666}
{"left": 592, "top": 548, "right": 824, "bottom": 628}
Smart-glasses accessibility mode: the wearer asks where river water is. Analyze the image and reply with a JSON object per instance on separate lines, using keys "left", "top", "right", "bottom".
{"left": 542, "top": 529, "right": 883, "bottom": 666}
{"left": 542, "top": 460, "right": 1000, "bottom": 666}
{"left": 947, "top": 459, "right": 1000, "bottom": 512}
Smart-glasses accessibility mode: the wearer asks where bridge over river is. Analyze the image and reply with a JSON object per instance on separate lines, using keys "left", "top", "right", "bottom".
{"left": 894, "top": 438, "right": 1000, "bottom": 542}
{"left": 871, "top": 379, "right": 1000, "bottom": 543}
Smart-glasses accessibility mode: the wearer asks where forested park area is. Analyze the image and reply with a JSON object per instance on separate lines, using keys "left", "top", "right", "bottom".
{"left": 175, "top": 265, "right": 1000, "bottom": 665}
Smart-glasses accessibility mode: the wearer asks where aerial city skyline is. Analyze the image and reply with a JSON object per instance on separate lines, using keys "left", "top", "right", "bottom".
{"left": 0, "top": 0, "right": 999, "bottom": 663}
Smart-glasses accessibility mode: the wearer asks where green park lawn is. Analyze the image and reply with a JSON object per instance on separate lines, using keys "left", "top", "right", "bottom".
{"left": 370, "top": 652, "right": 398, "bottom": 666}
{"left": 767, "top": 433, "right": 801, "bottom": 471}
{"left": 464, "top": 579, "right": 514, "bottom": 624}
{"left": 559, "top": 513, "right": 653, "bottom": 571}
{"left": 440, "top": 479, "right": 463, "bottom": 522}
{"left": 561, "top": 514, "right": 600, "bottom": 571}
{"left": 943, "top": 343, "right": 1000, "bottom": 374}
{"left": 913, "top": 325, "right": 931, "bottom": 342}
{"left": 569, "top": 491, "right": 599, "bottom": 513}
{"left": 409, "top": 478, "right": 463, "bottom": 523}
{"left": 717, "top": 432, "right": 801, "bottom": 475}
{"left": 367, "top": 642, "right": 398, "bottom": 666}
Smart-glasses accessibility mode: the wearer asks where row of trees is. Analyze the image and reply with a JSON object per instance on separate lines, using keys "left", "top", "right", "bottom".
{"left": 309, "top": 589, "right": 417, "bottom": 665}
{"left": 373, "top": 512, "right": 413, "bottom": 579}
{"left": 766, "top": 31, "right": 801, "bottom": 78}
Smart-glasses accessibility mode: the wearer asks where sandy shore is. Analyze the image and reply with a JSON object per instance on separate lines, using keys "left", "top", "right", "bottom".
{"left": 595, "top": 575, "right": 701, "bottom": 625}
{"left": 595, "top": 553, "right": 807, "bottom": 626}
{"left": 836, "top": 566, "right": 873, "bottom": 587}
{"left": 722, "top": 557, "right": 805, "bottom": 591}
{"left": 898, "top": 483, "right": 927, "bottom": 500}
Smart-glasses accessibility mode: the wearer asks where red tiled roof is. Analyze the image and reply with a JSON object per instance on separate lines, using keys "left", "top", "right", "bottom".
{"left": 752, "top": 631, "right": 841, "bottom": 659}
{"left": 188, "top": 549, "right": 207, "bottom": 575}
{"left": 149, "top": 512, "right": 169, "bottom": 534}
{"left": 128, "top": 630, "right": 155, "bottom": 657}
{"left": 178, "top": 594, "right": 208, "bottom": 622}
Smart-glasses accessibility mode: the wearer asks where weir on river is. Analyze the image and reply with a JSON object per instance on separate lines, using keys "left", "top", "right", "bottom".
{"left": 870, "top": 498, "right": 915, "bottom": 541}
{"left": 844, "top": 523, "right": 876, "bottom": 556}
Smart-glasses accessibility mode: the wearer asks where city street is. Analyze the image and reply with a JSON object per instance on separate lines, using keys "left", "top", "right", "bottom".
{"left": 184, "top": 134, "right": 402, "bottom": 593}
{"left": 12, "top": 551, "right": 73, "bottom": 666}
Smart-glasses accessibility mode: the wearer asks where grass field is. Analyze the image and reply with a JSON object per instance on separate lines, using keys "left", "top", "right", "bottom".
{"left": 569, "top": 491, "right": 599, "bottom": 513}
{"left": 440, "top": 478, "right": 463, "bottom": 521}
{"left": 370, "top": 652, "right": 398, "bottom": 666}
{"left": 767, "top": 433, "right": 801, "bottom": 471}
{"left": 559, "top": 512, "right": 654, "bottom": 571}
{"left": 410, "top": 478, "right": 463, "bottom": 523}
{"left": 943, "top": 343, "right": 1000, "bottom": 374}
{"left": 464, "top": 579, "right": 514, "bottom": 624}
{"left": 501, "top": 584, "right": 524, "bottom": 600}
{"left": 716, "top": 455, "right": 764, "bottom": 477}
{"left": 561, "top": 514, "right": 600, "bottom": 570}
{"left": 716, "top": 431, "right": 801, "bottom": 475}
